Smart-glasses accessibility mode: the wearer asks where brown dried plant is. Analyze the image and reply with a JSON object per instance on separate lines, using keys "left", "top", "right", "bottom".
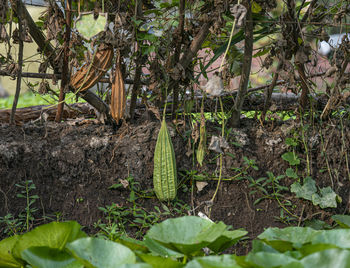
{"left": 70, "top": 44, "right": 113, "bottom": 92}
{"left": 110, "top": 52, "right": 126, "bottom": 123}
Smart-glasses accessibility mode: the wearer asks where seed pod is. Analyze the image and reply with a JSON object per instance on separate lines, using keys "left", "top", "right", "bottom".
{"left": 153, "top": 119, "right": 177, "bottom": 201}
{"left": 110, "top": 52, "right": 125, "bottom": 123}
{"left": 196, "top": 110, "right": 206, "bottom": 166}
{"left": 70, "top": 44, "right": 113, "bottom": 92}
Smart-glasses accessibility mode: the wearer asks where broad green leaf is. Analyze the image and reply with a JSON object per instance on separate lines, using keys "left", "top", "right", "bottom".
{"left": 0, "top": 235, "right": 22, "bottom": 268}
{"left": 311, "top": 229, "right": 350, "bottom": 249}
{"left": 251, "top": 240, "right": 279, "bottom": 253}
{"left": 66, "top": 237, "right": 135, "bottom": 268}
{"left": 207, "top": 230, "right": 247, "bottom": 253}
{"left": 12, "top": 221, "right": 86, "bottom": 260}
{"left": 143, "top": 237, "right": 183, "bottom": 258}
{"left": 282, "top": 152, "right": 300, "bottom": 166}
{"left": 146, "top": 216, "right": 230, "bottom": 255}
{"left": 304, "top": 219, "right": 332, "bottom": 230}
{"left": 75, "top": 13, "right": 107, "bottom": 40}
{"left": 299, "top": 243, "right": 337, "bottom": 257}
{"left": 119, "top": 264, "right": 152, "bottom": 268}
{"left": 246, "top": 252, "right": 297, "bottom": 267}
{"left": 290, "top": 177, "right": 317, "bottom": 201}
{"left": 284, "top": 250, "right": 303, "bottom": 259}
{"left": 300, "top": 249, "right": 350, "bottom": 268}
{"left": 282, "top": 262, "right": 304, "bottom": 268}
{"left": 185, "top": 255, "right": 241, "bottom": 268}
{"left": 311, "top": 187, "right": 337, "bottom": 208}
{"left": 332, "top": 215, "right": 350, "bottom": 228}
{"left": 115, "top": 236, "right": 149, "bottom": 253}
{"left": 258, "top": 227, "right": 320, "bottom": 251}
{"left": 21, "top": 246, "right": 83, "bottom": 268}
{"left": 285, "top": 138, "right": 298, "bottom": 147}
{"left": 138, "top": 254, "right": 184, "bottom": 268}
{"left": 285, "top": 168, "right": 298, "bottom": 179}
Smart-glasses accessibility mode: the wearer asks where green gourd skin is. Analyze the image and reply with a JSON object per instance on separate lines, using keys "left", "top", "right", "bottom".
{"left": 153, "top": 119, "right": 177, "bottom": 201}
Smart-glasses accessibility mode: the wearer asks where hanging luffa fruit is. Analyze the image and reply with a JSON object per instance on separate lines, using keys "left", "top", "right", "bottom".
{"left": 70, "top": 44, "right": 113, "bottom": 92}
{"left": 153, "top": 119, "right": 177, "bottom": 201}
{"left": 196, "top": 104, "right": 206, "bottom": 166}
{"left": 110, "top": 52, "right": 126, "bottom": 123}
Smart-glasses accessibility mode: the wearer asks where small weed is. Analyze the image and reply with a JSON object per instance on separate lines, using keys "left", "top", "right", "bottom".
{"left": 274, "top": 208, "right": 298, "bottom": 225}
{"left": 96, "top": 177, "right": 190, "bottom": 240}
{"left": 95, "top": 203, "right": 130, "bottom": 240}
{"left": 0, "top": 180, "right": 40, "bottom": 236}
{"left": 282, "top": 136, "right": 301, "bottom": 179}
{"left": 0, "top": 214, "right": 23, "bottom": 236}
{"left": 16, "top": 180, "right": 39, "bottom": 232}
{"left": 248, "top": 172, "right": 297, "bottom": 221}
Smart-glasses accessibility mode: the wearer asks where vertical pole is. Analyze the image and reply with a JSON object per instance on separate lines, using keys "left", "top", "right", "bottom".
{"left": 10, "top": 0, "right": 24, "bottom": 125}
{"left": 55, "top": 0, "right": 72, "bottom": 122}
{"left": 129, "top": 0, "right": 143, "bottom": 120}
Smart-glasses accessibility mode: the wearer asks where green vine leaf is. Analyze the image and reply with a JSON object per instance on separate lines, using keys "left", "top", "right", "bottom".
{"left": 282, "top": 152, "right": 300, "bottom": 166}
{"left": 290, "top": 177, "right": 316, "bottom": 201}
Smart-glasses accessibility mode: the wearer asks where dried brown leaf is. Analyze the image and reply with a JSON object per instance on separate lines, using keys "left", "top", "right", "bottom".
{"left": 39, "top": 61, "right": 48, "bottom": 73}
{"left": 110, "top": 53, "right": 126, "bottom": 123}
{"left": 0, "top": 24, "right": 8, "bottom": 43}
{"left": 196, "top": 181, "right": 208, "bottom": 192}
{"left": 38, "top": 80, "right": 49, "bottom": 94}
{"left": 119, "top": 179, "right": 129, "bottom": 188}
{"left": 70, "top": 44, "right": 113, "bottom": 92}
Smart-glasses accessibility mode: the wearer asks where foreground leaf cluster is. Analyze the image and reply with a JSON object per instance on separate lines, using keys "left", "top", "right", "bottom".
{"left": 1, "top": 215, "right": 350, "bottom": 267}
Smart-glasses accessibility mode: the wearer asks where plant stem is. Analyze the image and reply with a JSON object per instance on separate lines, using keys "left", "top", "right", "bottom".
{"left": 10, "top": 1, "right": 24, "bottom": 125}
{"left": 272, "top": 177, "right": 298, "bottom": 219}
{"left": 340, "top": 116, "right": 350, "bottom": 181}
{"left": 320, "top": 128, "right": 334, "bottom": 188}
{"left": 300, "top": 116, "right": 310, "bottom": 176}
{"left": 210, "top": 97, "right": 225, "bottom": 206}
{"left": 26, "top": 181, "right": 30, "bottom": 231}
{"left": 55, "top": 0, "right": 72, "bottom": 122}
{"left": 230, "top": 0, "right": 253, "bottom": 127}
{"left": 218, "top": 0, "right": 241, "bottom": 73}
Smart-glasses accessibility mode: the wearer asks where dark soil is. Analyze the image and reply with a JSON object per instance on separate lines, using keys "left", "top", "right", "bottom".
{"left": 1, "top": 114, "right": 350, "bottom": 255}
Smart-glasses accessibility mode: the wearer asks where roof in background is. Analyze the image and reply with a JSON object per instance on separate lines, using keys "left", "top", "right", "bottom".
{"left": 24, "top": 0, "right": 49, "bottom": 7}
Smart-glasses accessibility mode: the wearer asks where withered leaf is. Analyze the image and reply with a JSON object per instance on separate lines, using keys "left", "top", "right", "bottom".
{"left": 38, "top": 80, "right": 49, "bottom": 94}
{"left": 0, "top": 24, "right": 8, "bottom": 43}
{"left": 230, "top": 4, "right": 247, "bottom": 27}
{"left": 110, "top": 52, "right": 126, "bottom": 123}
{"left": 147, "top": 105, "right": 161, "bottom": 121}
{"left": 70, "top": 44, "right": 113, "bottom": 92}
{"left": 12, "top": 28, "right": 19, "bottom": 44}
{"left": 196, "top": 181, "right": 208, "bottom": 192}
{"left": 119, "top": 179, "right": 129, "bottom": 188}
{"left": 39, "top": 61, "right": 48, "bottom": 73}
